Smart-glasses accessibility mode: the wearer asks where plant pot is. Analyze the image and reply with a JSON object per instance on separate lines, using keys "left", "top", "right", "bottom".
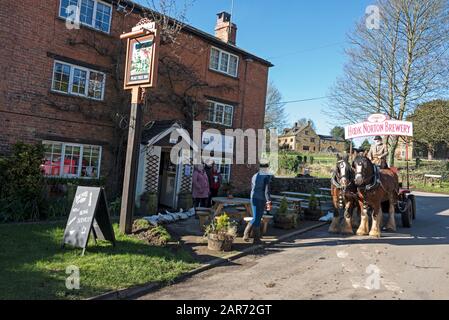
{"left": 207, "top": 233, "right": 234, "bottom": 252}
{"left": 304, "top": 208, "right": 323, "bottom": 221}
{"left": 273, "top": 214, "right": 297, "bottom": 230}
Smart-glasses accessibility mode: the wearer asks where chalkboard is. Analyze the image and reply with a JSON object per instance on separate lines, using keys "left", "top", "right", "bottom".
{"left": 62, "top": 187, "right": 116, "bottom": 254}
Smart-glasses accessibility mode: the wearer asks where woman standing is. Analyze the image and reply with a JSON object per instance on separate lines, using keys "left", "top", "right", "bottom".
{"left": 192, "top": 164, "right": 210, "bottom": 208}
{"left": 208, "top": 163, "right": 222, "bottom": 207}
{"left": 244, "top": 162, "right": 272, "bottom": 243}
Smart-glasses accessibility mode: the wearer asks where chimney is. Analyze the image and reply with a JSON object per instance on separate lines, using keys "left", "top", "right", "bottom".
{"left": 215, "top": 12, "right": 237, "bottom": 45}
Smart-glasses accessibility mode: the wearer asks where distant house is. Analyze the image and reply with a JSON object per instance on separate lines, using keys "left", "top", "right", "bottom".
{"left": 279, "top": 121, "right": 346, "bottom": 153}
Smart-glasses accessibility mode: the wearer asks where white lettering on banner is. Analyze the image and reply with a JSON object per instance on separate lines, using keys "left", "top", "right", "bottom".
{"left": 345, "top": 120, "right": 413, "bottom": 139}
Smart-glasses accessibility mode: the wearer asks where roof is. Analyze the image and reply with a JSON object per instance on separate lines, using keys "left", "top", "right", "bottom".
{"left": 279, "top": 124, "right": 308, "bottom": 137}
{"left": 110, "top": 0, "right": 273, "bottom": 67}
{"left": 318, "top": 135, "right": 345, "bottom": 142}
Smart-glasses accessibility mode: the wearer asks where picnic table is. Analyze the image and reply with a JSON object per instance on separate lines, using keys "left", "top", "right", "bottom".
{"left": 424, "top": 174, "right": 443, "bottom": 187}
{"left": 211, "top": 197, "right": 253, "bottom": 219}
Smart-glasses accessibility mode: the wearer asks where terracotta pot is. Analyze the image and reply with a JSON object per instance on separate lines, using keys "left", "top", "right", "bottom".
{"left": 207, "top": 233, "right": 234, "bottom": 252}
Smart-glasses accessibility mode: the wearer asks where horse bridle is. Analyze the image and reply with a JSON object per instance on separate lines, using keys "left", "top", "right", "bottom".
{"left": 354, "top": 161, "right": 381, "bottom": 192}
{"left": 332, "top": 159, "right": 353, "bottom": 191}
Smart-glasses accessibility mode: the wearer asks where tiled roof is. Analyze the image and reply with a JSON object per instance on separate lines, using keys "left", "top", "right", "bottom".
{"left": 108, "top": 0, "right": 273, "bottom": 67}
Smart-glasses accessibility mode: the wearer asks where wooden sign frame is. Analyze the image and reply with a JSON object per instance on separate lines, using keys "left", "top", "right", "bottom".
{"left": 62, "top": 187, "right": 116, "bottom": 256}
{"left": 123, "top": 29, "right": 160, "bottom": 90}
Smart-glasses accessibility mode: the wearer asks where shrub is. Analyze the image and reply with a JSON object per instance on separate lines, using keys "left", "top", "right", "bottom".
{"left": 0, "top": 142, "right": 46, "bottom": 222}
{"left": 309, "top": 192, "right": 318, "bottom": 211}
{"left": 277, "top": 197, "right": 289, "bottom": 215}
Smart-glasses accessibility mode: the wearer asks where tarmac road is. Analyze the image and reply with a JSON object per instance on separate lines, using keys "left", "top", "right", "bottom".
{"left": 137, "top": 191, "right": 449, "bottom": 300}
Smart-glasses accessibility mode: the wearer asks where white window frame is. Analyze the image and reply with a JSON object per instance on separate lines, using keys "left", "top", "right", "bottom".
{"left": 209, "top": 46, "right": 239, "bottom": 77}
{"left": 208, "top": 157, "right": 232, "bottom": 183}
{"left": 206, "top": 100, "right": 234, "bottom": 127}
{"left": 42, "top": 141, "right": 102, "bottom": 179}
{"left": 59, "top": 0, "right": 112, "bottom": 34}
{"left": 52, "top": 60, "right": 106, "bottom": 101}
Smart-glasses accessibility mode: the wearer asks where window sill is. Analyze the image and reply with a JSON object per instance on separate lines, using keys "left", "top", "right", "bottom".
{"left": 49, "top": 90, "right": 105, "bottom": 103}
{"left": 208, "top": 68, "right": 239, "bottom": 80}
{"left": 56, "top": 16, "right": 112, "bottom": 37}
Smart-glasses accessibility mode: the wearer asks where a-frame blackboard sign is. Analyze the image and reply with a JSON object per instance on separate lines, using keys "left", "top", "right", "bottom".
{"left": 62, "top": 187, "right": 116, "bottom": 255}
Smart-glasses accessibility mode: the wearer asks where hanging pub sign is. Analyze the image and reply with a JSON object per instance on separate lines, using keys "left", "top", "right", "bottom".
{"left": 122, "top": 20, "right": 160, "bottom": 90}
{"left": 345, "top": 114, "right": 414, "bottom": 140}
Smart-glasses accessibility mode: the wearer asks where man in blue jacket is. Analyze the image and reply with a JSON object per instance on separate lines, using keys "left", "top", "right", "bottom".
{"left": 243, "top": 162, "right": 272, "bottom": 244}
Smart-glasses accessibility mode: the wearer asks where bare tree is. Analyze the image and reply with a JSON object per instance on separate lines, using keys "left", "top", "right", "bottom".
{"left": 327, "top": 0, "right": 449, "bottom": 165}
{"left": 264, "top": 81, "right": 288, "bottom": 131}
{"left": 144, "top": 0, "right": 196, "bottom": 44}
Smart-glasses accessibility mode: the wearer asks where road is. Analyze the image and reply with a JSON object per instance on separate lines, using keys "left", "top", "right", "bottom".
{"left": 138, "top": 192, "right": 449, "bottom": 300}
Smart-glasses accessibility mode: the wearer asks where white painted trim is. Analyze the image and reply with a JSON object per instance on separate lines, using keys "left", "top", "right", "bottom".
{"left": 209, "top": 46, "right": 239, "bottom": 78}
{"left": 42, "top": 140, "right": 102, "bottom": 179}
{"left": 51, "top": 60, "right": 106, "bottom": 101}
{"left": 206, "top": 100, "right": 234, "bottom": 127}
{"left": 58, "top": 0, "right": 112, "bottom": 34}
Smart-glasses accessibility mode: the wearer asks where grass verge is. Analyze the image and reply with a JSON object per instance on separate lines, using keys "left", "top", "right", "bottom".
{"left": 0, "top": 222, "right": 199, "bottom": 300}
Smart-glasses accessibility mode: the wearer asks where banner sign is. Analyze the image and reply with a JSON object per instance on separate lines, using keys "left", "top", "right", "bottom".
{"left": 345, "top": 114, "right": 413, "bottom": 139}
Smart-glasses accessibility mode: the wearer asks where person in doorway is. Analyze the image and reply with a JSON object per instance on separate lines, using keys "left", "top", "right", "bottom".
{"left": 192, "top": 164, "right": 210, "bottom": 208}
{"left": 368, "top": 136, "right": 389, "bottom": 169}
{"left": 208, "top": 163, "right": 222, "bottom": 207}
{"left": 244, "top": 162, "right": 272, "bottom": 244}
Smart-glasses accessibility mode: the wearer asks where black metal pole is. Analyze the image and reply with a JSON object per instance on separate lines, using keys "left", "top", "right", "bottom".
{"left": 120, "top": 87, "right": 143, "bottom": 234}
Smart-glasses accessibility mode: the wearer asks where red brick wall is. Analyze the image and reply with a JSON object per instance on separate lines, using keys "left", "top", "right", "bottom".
{"left": 0, "top": 0, "right": 270, "bottom": 195}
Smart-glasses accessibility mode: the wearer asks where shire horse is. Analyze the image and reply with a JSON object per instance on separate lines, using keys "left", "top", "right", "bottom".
{"left": 329, "top": 154, "right": 359, "bottom": 234}
{"left": 352, "top": 155, "right": 399, "bottom": 238}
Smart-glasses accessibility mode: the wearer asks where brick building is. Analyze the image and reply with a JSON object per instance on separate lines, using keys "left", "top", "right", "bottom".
{"left": 279, "top": 121, "right": 346, "bottom": 153}
{"left": 0, "top": 1, "right": 272, "bottom": 209}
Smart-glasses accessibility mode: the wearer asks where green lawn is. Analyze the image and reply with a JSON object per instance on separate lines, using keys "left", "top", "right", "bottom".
{"left": 0, "top": 222, "right": 199, "bottom": 300}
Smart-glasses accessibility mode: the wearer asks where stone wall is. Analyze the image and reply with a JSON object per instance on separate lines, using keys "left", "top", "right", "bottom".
{"left": 271, "top": 177, "right": 331, "bottom": 194}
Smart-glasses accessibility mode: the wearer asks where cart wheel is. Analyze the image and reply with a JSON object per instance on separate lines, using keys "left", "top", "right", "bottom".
{"left": 408, "top": 195, "right": 416, "bottom": 220}
{"left": 401, "top": 198, "right": 413, "bottom": 228}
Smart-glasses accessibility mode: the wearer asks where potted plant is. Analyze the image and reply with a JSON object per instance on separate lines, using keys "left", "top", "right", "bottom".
{"left": 304, "top": 192, "right": 322, "bottom": 221}
{"left": 221, "top": 182, "right": 235, "bottom": 199}
{"left": 204, "top": 213, "right": 237, "bottom": 252}
{"left": 273, "top": 197, "right": 297, "bottom": 230}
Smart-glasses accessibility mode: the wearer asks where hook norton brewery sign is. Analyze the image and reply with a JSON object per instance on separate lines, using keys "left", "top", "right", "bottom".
{"left": 122, "top": 20, "right": 160, "bottom": 89}
{"left": 345, "top": 114, "right": 413, "bottom": 139}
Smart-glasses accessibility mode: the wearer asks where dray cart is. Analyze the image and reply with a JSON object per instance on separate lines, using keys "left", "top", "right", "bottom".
{"left": 345, "top": 114, "right": 416, "bottom": 228}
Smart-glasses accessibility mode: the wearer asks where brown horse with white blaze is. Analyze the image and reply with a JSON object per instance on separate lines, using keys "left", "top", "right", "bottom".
{"left": 329, "top": 154, "right": 359, "bottom": 235}
{"left": 352, "top": 155, "right": 399, "bottom": 238}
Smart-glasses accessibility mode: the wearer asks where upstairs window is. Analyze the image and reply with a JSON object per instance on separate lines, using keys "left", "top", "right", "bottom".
{"left": 52, "top": 61, "right": 106, "bottom": 100}
{"left": 209, "top": 47, "right": 239, "bottom": 77}
{"left": 207, "top": 101, "right": 234, "bottom": 127}
{"left": 59, "top": 0, "right": 112, "bottom": 33}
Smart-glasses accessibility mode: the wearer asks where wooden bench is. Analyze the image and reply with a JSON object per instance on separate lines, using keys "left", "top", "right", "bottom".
{"left": 244, "top": 216, "right": 273, "bottom": 235}
{"left": 424, "top": 174, "right": 443, "bottom": 187}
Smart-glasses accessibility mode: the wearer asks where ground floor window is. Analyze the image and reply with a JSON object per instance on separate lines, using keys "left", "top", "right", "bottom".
{"left": 205, "top": 157, "right": 231, "bottom": 183}
{"left": 42, "top": 141, "right": 102, "bottom": 179}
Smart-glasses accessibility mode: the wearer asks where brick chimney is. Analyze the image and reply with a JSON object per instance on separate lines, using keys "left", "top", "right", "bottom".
{"left": 215, "top": 12, "right": 237, "bottom": 45}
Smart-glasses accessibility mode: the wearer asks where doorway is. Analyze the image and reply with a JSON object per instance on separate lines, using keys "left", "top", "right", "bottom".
{"left": 159, "top": 150, "right": 178, "bottom": 209}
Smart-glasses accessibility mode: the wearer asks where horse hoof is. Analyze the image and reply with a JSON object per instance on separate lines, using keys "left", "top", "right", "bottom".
{"left": 341, "top": 228, "right": 354, "bottom": 235}
{"left": 356, "top": 230, "right": 369, "bottom": 236}
{"left": 369, "top": 231, "right": 381, "bottom": 238}
{"left": 384, "top": 225, "right": 396, "bottom": 232}
{"left": 328, "top": 227, "right": 340, "bottom": 234}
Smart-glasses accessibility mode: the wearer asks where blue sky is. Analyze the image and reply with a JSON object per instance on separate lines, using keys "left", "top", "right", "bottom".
{"left": 136, "top": 0, "right": 373, "bottom": 135}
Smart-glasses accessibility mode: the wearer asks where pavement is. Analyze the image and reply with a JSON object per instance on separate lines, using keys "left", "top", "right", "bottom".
{"left": 136, "top": 191, "right": 449, "bottom": 300}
